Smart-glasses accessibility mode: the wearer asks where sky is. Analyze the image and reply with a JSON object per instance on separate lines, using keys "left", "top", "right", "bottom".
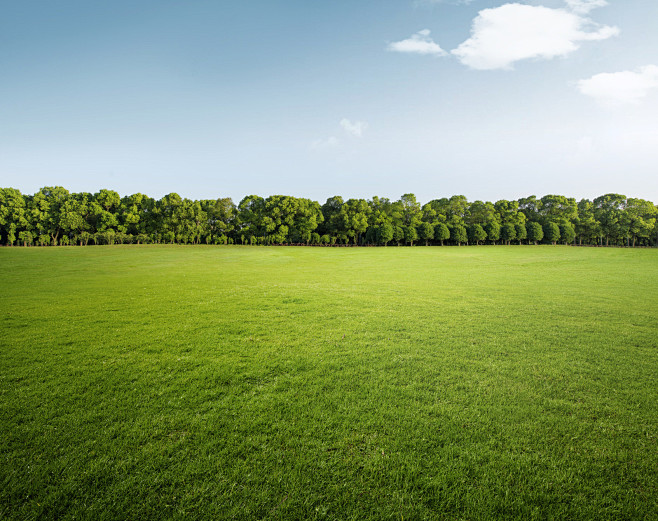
{"left": 1, "top": 0, "right": 657, "bottom": 204}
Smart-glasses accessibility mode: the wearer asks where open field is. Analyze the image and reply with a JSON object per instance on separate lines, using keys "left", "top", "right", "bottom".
{"left": 1, "top": 245, "right": 657, "bottom": 519}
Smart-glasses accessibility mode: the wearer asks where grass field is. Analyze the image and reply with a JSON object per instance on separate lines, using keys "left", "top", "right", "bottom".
{"left": 1, "top": 245, "right": 657, "bottom": 520}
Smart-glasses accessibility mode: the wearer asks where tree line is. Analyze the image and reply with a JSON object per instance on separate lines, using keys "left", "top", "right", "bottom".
{"left": 1, "top": 187, "right": 656, "bottom": 247}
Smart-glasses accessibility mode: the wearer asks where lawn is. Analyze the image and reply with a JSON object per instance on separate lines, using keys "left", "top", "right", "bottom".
{"left": 1, "top": 245, "right": 657, "bottom": 520}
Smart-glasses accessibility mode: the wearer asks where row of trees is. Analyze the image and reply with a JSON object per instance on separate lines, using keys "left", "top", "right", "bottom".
{"left": 1, "top": 187, "right": 656, "bottom": 247}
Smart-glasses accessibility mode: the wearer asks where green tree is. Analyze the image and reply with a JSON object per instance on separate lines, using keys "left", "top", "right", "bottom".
{"left": 560, "top": 223, "right": 576, "bottom": 245}
{"left": 202, "top": 197, "right": 235, "bottom": 241}
{"left": 18, "top": 230, "right": 34, "bottom": 246}
{"left": 539, "top": 195, "right": 577, "bottom": 226}
{"left": 319, "top": 196, "right": 344, "bottom": 236}
{"left": 418, "top": 221, "right": 434, "bottom": 246}
{"left": 341, "top": 198, "right": 370, "bottom": 245}
{"left": 518, "top": 196, "right": 542, "bottom": 223}
{"left": 575, "top": 199, "right": 599, "bottom": 245}
{"left": 59, "top": 193, "right": 92, "bottom": 243}
{"left": 500, "top": 223, "right": 517, "bottom": 245}
{"left": 237, "top": 195, "right": 265, "bottom": 242}
{"left": 399, "top": 193, "right": 422, "bottom": 228}
{"left": 404, "top": 225, "right": 418, "bottom": 246}
{"left": 515, "top": 223, "right": 527, "bottom": 245}
{"left": 31, "top": 186, "right": 70, "bottom": 245}
{"left": 544, "top": 222, "right": 560, "bottom": 245}
{"left": 467, "top": 200, "right": 498, "bottom": 233}
{"left": 623, "top": 198, "right": 656, "bottom": 247}
{"left": 468, "top": 224, "right": 487, "bottom": 245}
{"left": 0, "top": 188, "right": 28, "bottom": 245}
{"left": 451, "top": 225, "right": 468, "bottom": 246}
{"left": 593, "top": 194, "right": 626, "bottom": 246}
{"left": 527, "top": 222, "right": 543, "bottom": 245}
{"left": 486, "top": 222, "right": 501, "bottom": 245}
{"left": 379, "top": 222, "right": 394, "bottom": 246}
{"left": 434, "top": 223, "right": 450, "bottom": 246}
{"left": 392, "top": 225, "right": 405, "bottom": 246}
{"left": 495, "top": 199, "right": 521, "bottom": 225}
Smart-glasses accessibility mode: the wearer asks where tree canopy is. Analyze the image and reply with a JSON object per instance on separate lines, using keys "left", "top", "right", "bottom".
{"left": 1, "top": 188, "right": 656, "bottom": 248}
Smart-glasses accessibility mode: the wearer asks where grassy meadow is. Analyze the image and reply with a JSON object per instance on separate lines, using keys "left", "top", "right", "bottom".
{"left": 1, "top": 245, "right": 657, "bottom": 520}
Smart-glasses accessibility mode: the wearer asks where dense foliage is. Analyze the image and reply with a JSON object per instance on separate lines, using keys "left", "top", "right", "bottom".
{"left": 1, "top": 188, "right": 656, "bottom": 247}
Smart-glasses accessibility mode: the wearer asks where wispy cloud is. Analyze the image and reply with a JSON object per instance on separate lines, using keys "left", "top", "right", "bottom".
{"left": 565, "top": 0, "right": 608, "bottom": 15}
{"left": 310, "top": 136, "right": 339, "bottom": 150}
{"left": 340, "top": 119, "right": 368, "bottom": 138}
{"left": 451, "top": 3, "right": 619, "bottom": 70}
{"left": 312, "top": 118, "right": 369, "bottom": 150}
{"left": 577, "top": 65, "right": 658, "bottom": 105}
{"left": 387, "top": 29, "right": 448, "bottom": 57}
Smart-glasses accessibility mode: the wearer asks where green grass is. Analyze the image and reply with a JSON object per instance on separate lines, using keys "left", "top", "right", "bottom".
{"left": 1, "top": 245, "right": 657, "bottom": 520}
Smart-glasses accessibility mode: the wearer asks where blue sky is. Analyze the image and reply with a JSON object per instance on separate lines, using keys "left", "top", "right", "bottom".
{"left": 1, "top": 0, "right": 657, "bottom": 203}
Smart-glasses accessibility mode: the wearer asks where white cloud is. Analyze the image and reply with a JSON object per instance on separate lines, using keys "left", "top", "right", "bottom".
{"left": 311, "top": 136, "right": 339, "bottom": 150}
{"left": 577, "top": 65, "right": 658, "bottom": 105}
{"left": 451, "top": 3, "right": 619, "bottom": 70}
{"left": 565, "top": 0, "right": 608, "bottom": 15}
{"left": 340, "top": 119, "right": 368, "bottom": 138}
{"left": 387, "top": 29, "right": 448, "bottom": 56}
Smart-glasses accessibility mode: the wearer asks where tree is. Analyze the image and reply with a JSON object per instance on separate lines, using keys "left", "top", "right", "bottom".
{"left": 341, "top": 198, "right": 370, "bottom": 245}
{"left": 515, "top": 223, "right": 527, "bottom": 245}
{"left": 544, "top": 222, "right": 560, "bottom": 245}
{"left": 203, "top": 197, "right": 235, "bottom": 240}
{"left": 31, "top": 186, "right": 70, "bottom": 245}
{"left": 59, "top": 193, "right": 91, "bottom": 242}
{"left": 468, "top": 224, "right": 487, "bottom": 246}
{"left": 0, "top": 188, "right": 28, "bottom": 245}
{"left": 560, "top": 223, "right": 576, "bottom": 245}
{"left": 486, "top": 222, "right": 501, "bottom": 245}
{"left": 518, "top": 196, "right": 542, "bottom": 223}
{"left": 319, "top": 196, "right": 344, "bottom": 237}
{"left": 418, "top": 222, "right": 434, "bottom": 246}
{"left": 539, "top": 195, "right": 577, "bottom": 226}
{"left": 379, "top": 222, "right": 394, "bottom": 246}
{"left": 18, "top": 230, "right": 33, "bottom": 246}
{"left": 467, "top": 200, "right": 497, "bottom": 228}
{"left": 3, "top": 187, "right": 657, "bottom": 249}
{"left": 95, "top": 189, "right": 121, "bottom": 213}
{"left": 575, "top": 199, "right": 599, "bottom": 245}
{"left": 593, "top": 194, "right": 626, "bottom": 246}
{"left": 238, "top": 195, "right": 265, "bottom": 242}
{"left": 157, "top": 193, "right": 185, "bottom": 243}
{"left": 495, "top": 199, "right": 521, "bottom": 226}
{"left": 500, "top": 223, "right": 517, "bottom": 245}
{"left": 392, "top": 225, "right": 405, "bottom": 246}
{"left": 399, "top": 193, "right": 422, "bottom": 228}
{"left": 451, "top": 225, "right": 468, "bottom": 246}
{"left": 527, "top": 222, "right": 543, "bottom": 245}
{"left": 624, "top": 198, "right": 656, "bottom": 247}
{"left": 434, "top": 223, "right": 450, "bottom": 246}
{"left": 404, "top": 225, "right": 418, "bottom": 246}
